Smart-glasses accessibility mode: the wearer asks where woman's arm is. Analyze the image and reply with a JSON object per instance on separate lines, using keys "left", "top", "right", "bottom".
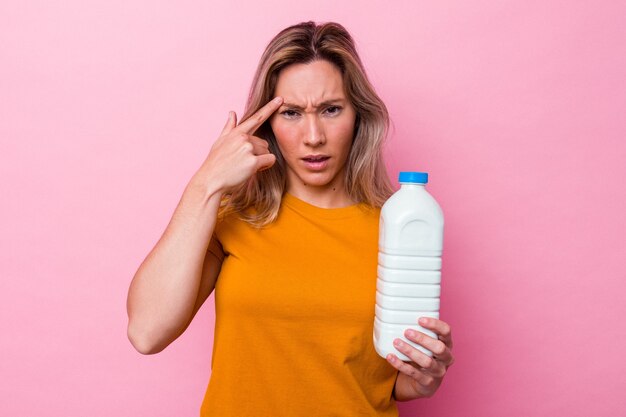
{"left": 126, "top": 181, "right": 223, "bottom": 355}
{"left": 126, "top": 97, "right": 284, "bottom": 355}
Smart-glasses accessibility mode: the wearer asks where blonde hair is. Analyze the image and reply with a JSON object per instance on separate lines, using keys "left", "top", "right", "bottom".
{"left": 221, "top": 21, "right": 393, "bottom": 226}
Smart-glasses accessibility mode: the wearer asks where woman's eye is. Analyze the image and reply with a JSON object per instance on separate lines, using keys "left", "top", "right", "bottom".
{"left": 281, "top": 109, "right": 299, "bottom": 118}
{"left": 324, "top": 106, "right": 342, "bottom": 116}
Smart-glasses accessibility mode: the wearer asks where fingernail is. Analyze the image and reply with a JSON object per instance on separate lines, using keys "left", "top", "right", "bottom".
{"left": 419, "top": 317, "right": 428, "bottom": 325}
{"left": 273, "top": 96, "right": 282, "bottom": 103}
{"left": 393, "top": 339, "right": 403, "bottom": 347}
{"left": 406, "top": 330, "right": 416, "bottom": 338}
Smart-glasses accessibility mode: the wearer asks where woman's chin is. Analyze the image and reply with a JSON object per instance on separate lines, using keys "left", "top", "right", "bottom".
{"left": 301, "top": 173, "right": 335, "bottom": 187}
{"left": 286, "top": 164, "right": 348, "bottom": 193}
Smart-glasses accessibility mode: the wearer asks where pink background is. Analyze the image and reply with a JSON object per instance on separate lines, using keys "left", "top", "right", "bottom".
{"left": 2, "top": 1, "right": 625, "bottom": 415}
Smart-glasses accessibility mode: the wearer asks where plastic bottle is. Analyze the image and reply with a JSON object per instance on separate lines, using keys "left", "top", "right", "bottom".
{"left": 373, "top": 171, "right": 444, "bottom": 361}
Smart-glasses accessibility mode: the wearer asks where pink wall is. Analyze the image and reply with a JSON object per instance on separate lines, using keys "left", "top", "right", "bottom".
{"left": 2, "top": 1, "right": 625, "bottom": 416}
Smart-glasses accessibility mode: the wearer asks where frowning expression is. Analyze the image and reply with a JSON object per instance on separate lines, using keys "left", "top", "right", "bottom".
{"left": 269, "top": 59, "right": 357, "bottom": 198}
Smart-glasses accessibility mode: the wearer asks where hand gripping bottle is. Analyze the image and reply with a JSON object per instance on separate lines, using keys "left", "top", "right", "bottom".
{"left": 373, "top": 172, "right": 444, "bottom": 360}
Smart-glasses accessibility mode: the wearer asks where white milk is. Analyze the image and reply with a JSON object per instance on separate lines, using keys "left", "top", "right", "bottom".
{"left": 373, "top": 172, "right": 444, "bottom": 361}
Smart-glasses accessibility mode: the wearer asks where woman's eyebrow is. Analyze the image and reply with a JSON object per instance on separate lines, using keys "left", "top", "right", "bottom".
{"left": 281, "top": 99, "right": 345, "bottom": 110}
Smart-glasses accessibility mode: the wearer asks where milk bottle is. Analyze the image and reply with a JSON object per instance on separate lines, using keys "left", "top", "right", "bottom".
{"left": 373, "top": 172, "right": 444, "bottom": 360}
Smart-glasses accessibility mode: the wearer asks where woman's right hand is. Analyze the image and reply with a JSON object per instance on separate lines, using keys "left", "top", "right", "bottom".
{"left": 191, "top": 96, "right": 284, "bottom": 194}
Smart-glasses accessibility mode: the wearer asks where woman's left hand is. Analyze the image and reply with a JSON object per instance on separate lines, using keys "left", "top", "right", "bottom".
{"left": 386, "top": 317, "right": 454, "bottom": 400}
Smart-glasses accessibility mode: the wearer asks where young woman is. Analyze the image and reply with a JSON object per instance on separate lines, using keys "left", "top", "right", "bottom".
{"left": 127, "top": 21, "right": 454, "bottom": 416}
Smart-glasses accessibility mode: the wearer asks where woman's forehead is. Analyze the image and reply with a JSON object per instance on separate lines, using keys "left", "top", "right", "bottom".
{"left": 275, "top": 60, "right": 347, "bottom": 107}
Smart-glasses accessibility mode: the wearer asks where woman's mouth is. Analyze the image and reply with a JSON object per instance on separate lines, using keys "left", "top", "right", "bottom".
{"left": 301, "top": 155, "right": 330, "bottom": 170}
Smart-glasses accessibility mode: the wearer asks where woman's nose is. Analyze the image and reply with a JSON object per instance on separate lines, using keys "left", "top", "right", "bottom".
{"left": 303, "top": 116, "right": 325, "bottom": 146}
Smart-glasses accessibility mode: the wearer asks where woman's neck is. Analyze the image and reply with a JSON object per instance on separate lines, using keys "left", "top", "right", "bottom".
{"left": 285, "top": 184, "right": 355, "bottom": 209}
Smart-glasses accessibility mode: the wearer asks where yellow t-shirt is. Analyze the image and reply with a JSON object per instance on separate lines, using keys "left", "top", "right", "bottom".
{"left": 201, "top": 193, "right": 398, "bottom": 416}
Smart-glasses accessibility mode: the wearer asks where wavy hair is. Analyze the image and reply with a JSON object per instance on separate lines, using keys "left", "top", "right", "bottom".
{"left": 221, "top": 21, "right": 393, "bottom": 226}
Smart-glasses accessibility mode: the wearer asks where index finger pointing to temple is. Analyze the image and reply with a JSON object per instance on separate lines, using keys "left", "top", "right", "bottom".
{"left": 236, "top": 96, "right": 283, "bottom": 134}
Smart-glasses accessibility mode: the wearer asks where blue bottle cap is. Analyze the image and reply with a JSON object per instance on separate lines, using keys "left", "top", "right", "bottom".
{"left": 398, "top": 171, "right": 428, "bottom": 184}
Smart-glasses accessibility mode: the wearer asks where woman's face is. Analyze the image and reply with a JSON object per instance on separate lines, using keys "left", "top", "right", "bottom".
{"left": 269, "top": 59, "right": 357, "bottom": 203}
